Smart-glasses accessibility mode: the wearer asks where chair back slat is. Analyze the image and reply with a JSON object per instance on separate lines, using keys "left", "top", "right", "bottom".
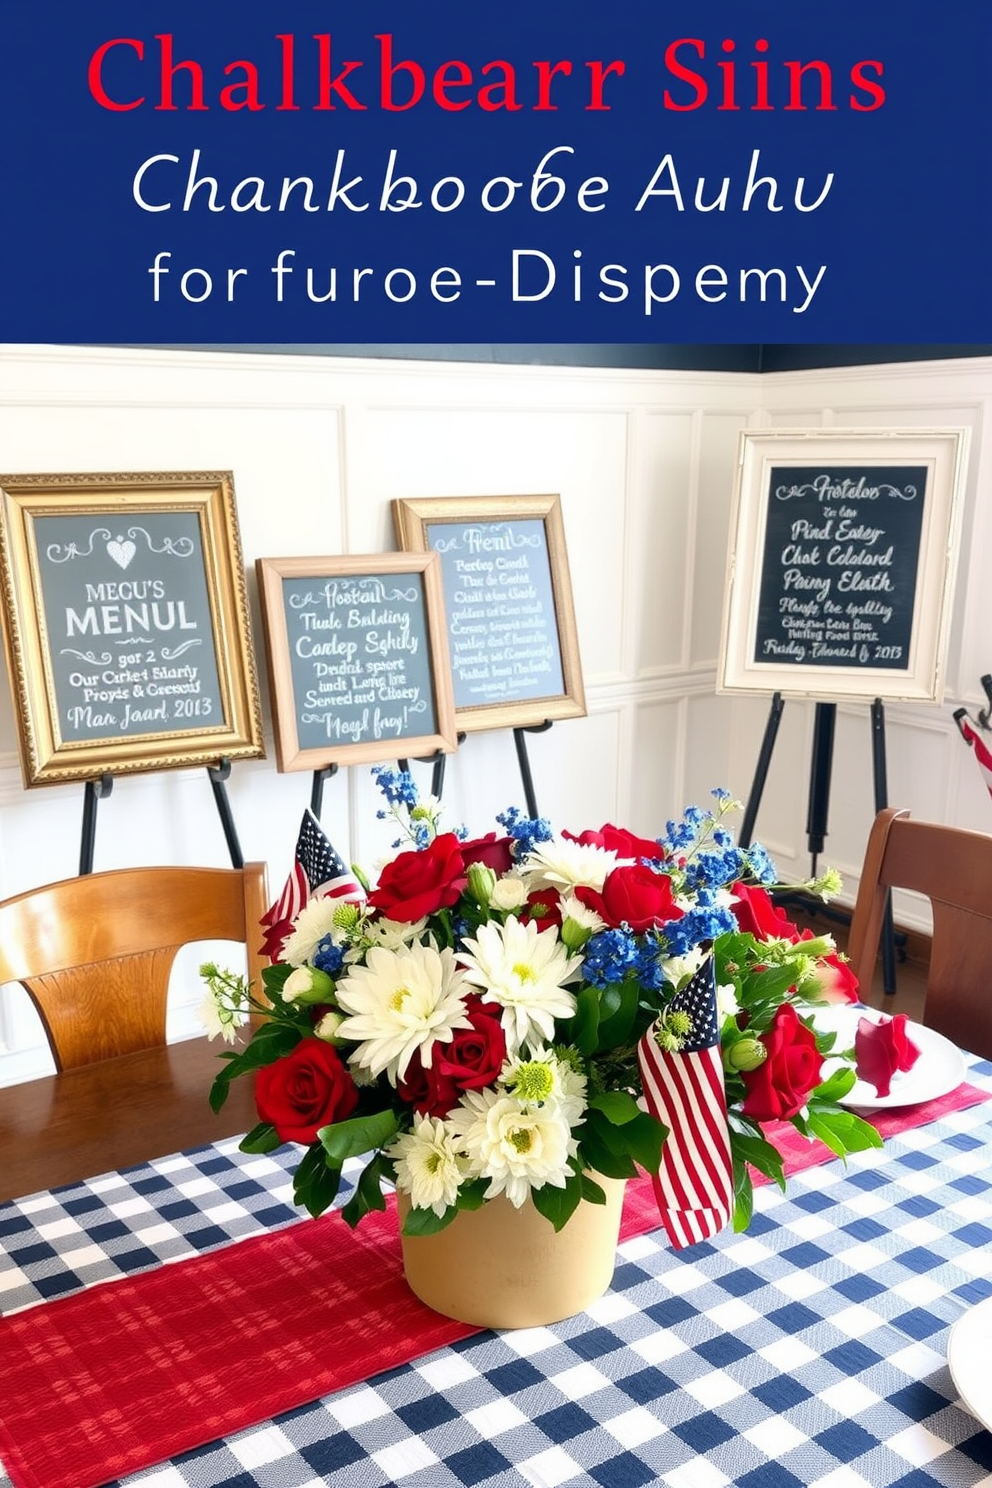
{"left": 848, "top": 809, "right": 992, "bottom": 1059}
{"left": 0, "top": 863, "right": 268, "bottom": 1072}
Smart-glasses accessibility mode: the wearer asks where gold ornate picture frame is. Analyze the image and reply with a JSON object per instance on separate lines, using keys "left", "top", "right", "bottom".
{"left": 391, "top": 494, "right": 586, "bottom": 733}
{"left": 255, "top": 552, "right": 457, "bottom": 772}
{"left": 0, "top": 471, "right": 264, "bottom": 786}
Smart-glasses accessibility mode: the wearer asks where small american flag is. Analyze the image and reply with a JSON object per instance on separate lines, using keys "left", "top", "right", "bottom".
{"left": 637, "top": 956, "right": 734, "bottom": 1249}
{"left": 956, "top": 711, "right": 992, "bottom": 804}
{"left": 262, "top": 809, "right": 365, "bottom": 933}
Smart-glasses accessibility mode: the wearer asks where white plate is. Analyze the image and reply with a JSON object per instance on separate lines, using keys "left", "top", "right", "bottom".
{"left": 948, "top": 1295, "right": 992, "bottom": 1431}
{"left": 809, "top": 1004, "right": 966, "bottom": 1110}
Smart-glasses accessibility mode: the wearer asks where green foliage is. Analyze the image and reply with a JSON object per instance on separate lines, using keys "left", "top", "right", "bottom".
{"left": 318, "top": 1108, "right": 400, "bottom": 1165}
{"left": 531, "top": 1169, "right": 585, "bottom": 1232}
{"left": 238, "top": 1122, "right": 282, "bottom": 1155}
{"left": 208, "top": 1021, "right": 302, "bottom": 1112}
{"left": 293, "top": 1143, "right": 343, "bottom": 1219}
{"left": 340, "top": 1154, "right": 390, "bottom": 1229}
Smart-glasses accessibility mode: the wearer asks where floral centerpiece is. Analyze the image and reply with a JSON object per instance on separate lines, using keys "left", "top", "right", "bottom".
{"left": 202, "top": 770, "right": 889, "bottom": 1253}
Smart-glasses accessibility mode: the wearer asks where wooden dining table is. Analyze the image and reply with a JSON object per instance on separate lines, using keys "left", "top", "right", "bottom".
{"left": 2, "top": 1047, "right": 992, "bottom": 1488}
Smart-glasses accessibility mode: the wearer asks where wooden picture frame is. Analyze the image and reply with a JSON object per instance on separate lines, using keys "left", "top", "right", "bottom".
{"left": 391, "top": 494, "right": 586, "bottom": 733}
{"left": 255, "top": 552, "right": 457, "bottom": 771}
{"left": 718, "top": 428, "right": 969, "bottom": 704}
{"left": 0, "top": 471, "right": 264, "bottom": 786}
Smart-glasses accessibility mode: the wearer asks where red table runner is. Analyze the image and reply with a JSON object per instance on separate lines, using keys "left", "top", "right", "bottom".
{"left": 0, "top": 1081, "right": 988, "bottom": 1488}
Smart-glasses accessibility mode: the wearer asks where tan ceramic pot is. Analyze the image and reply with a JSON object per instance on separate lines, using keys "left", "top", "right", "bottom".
{"left": 397, "top": 1177, "right": 626, "bottom": 1328}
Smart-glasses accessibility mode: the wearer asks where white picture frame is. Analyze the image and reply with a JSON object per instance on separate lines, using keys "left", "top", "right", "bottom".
{"left": 718, "top": 428, "right": 969, "bottom": 704}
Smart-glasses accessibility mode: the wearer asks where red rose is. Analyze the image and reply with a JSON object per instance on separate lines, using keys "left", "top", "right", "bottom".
{"left": 255, "top": 1038, "right": 359, "bottom": 1145}
{"left": 368, "top": 833, "right": 466, "bottom": 921}
{"left": 731, "top": 883, "right": 801, "bottom": 942}
{"left": 520, "top": 886, "right": 563, "bottom": 932}
{"left": 855, "top": 1014, "right": 920, "bottom": 1097}
{"left": 565, "top": 823, "right": 665, "bottom": 861}
{"left": 740, "top": 1003, "right": 824, "bottom": 1121}
{"left": 577, "top": 865, "right": 683, "bottom": 933}
{"left": 398, "top": 998, "right": 506, "bottom": 1117}
{"left": 807, "top": 952, "right": 861, "bottom": 1005}
{"left": 460, "top": 833, "right": 514, "bottom": 876}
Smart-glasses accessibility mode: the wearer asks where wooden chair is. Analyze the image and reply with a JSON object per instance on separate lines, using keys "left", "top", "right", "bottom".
{"left": 848, "top": 807, "right": 992, "bottom": 1060}
{"left": 0, "top": 862, "right": 269, "bottom": 1202}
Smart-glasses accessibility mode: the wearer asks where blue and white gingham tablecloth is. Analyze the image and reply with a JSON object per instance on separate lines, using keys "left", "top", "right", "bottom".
{"left": 2, "top": 1054, "right": 992, "bottom": 1488}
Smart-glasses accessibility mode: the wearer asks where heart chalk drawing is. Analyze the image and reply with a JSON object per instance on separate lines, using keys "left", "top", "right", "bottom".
{"left": 107, "top": 537, "right": 136, "bottom": 570}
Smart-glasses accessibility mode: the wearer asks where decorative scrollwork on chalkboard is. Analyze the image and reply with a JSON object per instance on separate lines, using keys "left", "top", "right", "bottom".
{"left": 160, "top": 640, "right": 203, "bottom": 660}
{"left": 46, "top": 526, "right": 196, "bottom": 565}
{"left": 432, "top": 522, "right": 542, "bottom": 554}
{"left": 287, "top": 580, "right": 419, "bottom": 608}
{"left": 60, "top": 649, "right": 113, "bottom": 665}
{"left": 773, "top": 474, "right": 918, "bottom": 503}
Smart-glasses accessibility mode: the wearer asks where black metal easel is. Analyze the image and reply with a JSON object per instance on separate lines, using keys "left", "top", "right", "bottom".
{"left": 78, "top": 760, "right": 245, "bottom": 875}
{"left": 395, "top": 721, "right": 554, "bottom": 820}
{"left": 741, "top": 694, "right": 900, "bottom": 994}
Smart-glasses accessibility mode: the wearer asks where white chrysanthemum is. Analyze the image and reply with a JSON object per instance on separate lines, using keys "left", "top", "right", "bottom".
{"left": 196, "top": 990, "right": 245, "bottom": 1044}
{"left": 281, "top": 898, "right": 350, "bottom": 967}
{"left": 447, "top": 1087, "right": 576, "bottom": 1206}
{"left": 716, "top": 981, "right": 741, "bottom": 1021}
{"left": 334, "top": 942, "right": 471, "bottom": 1082}
{"left": 458, "top": 917, "right": 582, "bottom": 1053}
{"left": 502, "top": 1046, "right": 587, "bottom": 1127}
{"left": 490, "top": 875, "right": 529, "bottom": 912}
{"left": 659, "top": 945, "right": 709, "bottom": 988}
{"left": 364, "top": 915, "right": 428, "bottom": 949}
{"left": 559, "top": 891, "right": 605, "bottom": 934}
{"left": 389, "top": 1114, "right": 466, "bottom": 1217}
{"left": 519, "top": 836, "right": 617, "bottom": 892}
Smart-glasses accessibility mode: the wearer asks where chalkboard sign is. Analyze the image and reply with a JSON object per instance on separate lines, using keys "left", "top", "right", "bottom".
{"left": 392, "top": 494, "right": 586, "bottom": 732}
{"left": 0, "top": 472, "right": 264, "bottom": 786}
{"left": 255, "top": 553, "right": 457, "bottom": 771}
{"left": 719, "top": 430, "right": 968, "bottom": 704}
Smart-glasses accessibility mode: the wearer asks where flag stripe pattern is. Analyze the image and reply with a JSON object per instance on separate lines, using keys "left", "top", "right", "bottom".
{"left": 957, "top": 712, "right": 992, "bottom": 803}
{"left": 261, "top": 809, "right": 364, "bottom": 929}
{"left": 636, "top": 956, "right": 734, "bottom": 1249}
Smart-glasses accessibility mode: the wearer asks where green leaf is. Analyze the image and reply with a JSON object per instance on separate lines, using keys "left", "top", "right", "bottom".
{"left": 596, "top": 979, "right": 641, "bottom": 1051}
{"left": 581, "top": 1108, "right": 668, "bottom": 1178}
{"left": 318, "top": 1108, "right": 400, "bottom": 1164}
{"left": 806, "top": 1107, "right": 884, "bottom": 1157}
{"left": 732, "top": 1159, "right": 755, "bottom": 1231}
{"left": 580, "top": 1172, "right": 608, "bottom": 1205}
{"left": 729, "top": 1129, "right": 786, "bottom": 1190}
{"left": 812, "top": 1067, "right": 857, "bottom": 1102}
{"left": 239, "top": 1121, "right": 282, "bottom": 1154}
{"left": 401, "top": 1202, "right": 459, "bottom": 1237}
{"left": 292, "top": 1143, "right": 343, "bottom": 1219}
{"left": 598, "top": 984, "right": 623, "bottom": 1021}
{"left": 340, "top": 1155, "right": 390, "bottom": 1229}
{"left": 588, "top": 1090, "right": 641, "bottom": 1126}
{"left": 579, "top": 1128, "right": 640, "bottom": 1180}
{"left": 208, "top": 1021, "right": 303, "bottom": 1111}
{"left": 455, "top": 1179, "right": 489, "bottom": 1212}
{"left": 563, "top": 983, "right": 602, "bottom": 1056}
{"left": 531, "top": 1173, "right": 584, "bottom": 1232}
{"left": 802, "top": 1110, "right": 849, "bottom": 1158}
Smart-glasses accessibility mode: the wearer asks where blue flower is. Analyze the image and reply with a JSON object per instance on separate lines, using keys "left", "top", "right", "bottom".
{"left": 745, "top": 842, "right": 778, "bottom": 886}
{"left": 372, "top": 766, "right": 419, "bottom": 809}
{"left": 496, "top": 805, "right": 553, "bottom": 859}
{"left": 312, "top": 937, "right": 346, "bottom": 978}
{"left": 583, "top": 928, "right": 640, "bottom": 987}
{"left": 661, "top": 905, "right": 737, "bottom": 956}
{"left": 634, "top": 935, "right": 667, "bottom": 991}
